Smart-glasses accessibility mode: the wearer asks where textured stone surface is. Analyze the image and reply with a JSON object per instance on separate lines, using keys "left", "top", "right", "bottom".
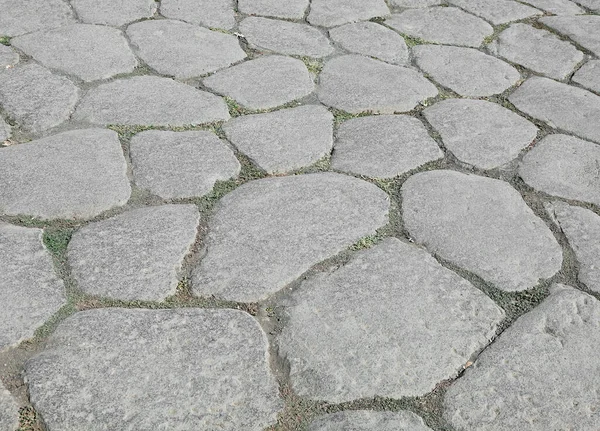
{"left": 0, "top": 0, "right": 75, "bottom": 37}
{"left": 576, "top": 0, "right": 600, "bottom": 11}
{"left": 445, "top": 284, "right": 600, "bottom": 430}
{"left": 222, "top": 105, "right": 333, "bottom": 174}
{"left": 0, "top": 118, "right": 9, "bottom": 142}
{"left": 238, "top": 0, "right": 309, "bottom": 19}
{"left": 308, "top": 411, "right": 434, "bottom": 430}
{"left": 193, "top": 173, "right": 389, "bottom": 302}
{"left": 520, "top": 0, "right": 584, "bottom": 14}
{"left": 449, "top": 0, "right": 541, "bottom": 25}
{"left": 0, "top": 44, "right": 19, "bottom": 68}
{"left": 26, "top": 308, "right": 282, "bottom": 430}
{"left": 74, "top": 76, "right": 229, "bottom": 126}
{"left": 573, "top": 60, "right": 600, "bottom": 94}
{"left": 72, "top": 0, "right": 156, "bottom": 26}
{"left": 402, "top": 170, "right": 562, "bottom": 291}
{"left": 127, "top": 19, "right": 246, "bottom": 79}
{"left": 424, "top": 99, "right": 538, "bottom": 169}
{"left": 12, "top": 24, "right": 137, "bottom": 81}
{"left": 317, "top": 55, "right": 437, "bottom": 114}
{"left": 0, "top": 63, "right": 79, "bottom": 133}
{"left": 160, "top": 0, "right": 235, "bottom": 30}
{"left": 279, "top": 238, "right": 504, "bottom": 402}
{"left": 203, "top": 56, "right": 314, "bottom": 110}
{"left": 331, "top": 115, "right": 443, "bottom": 178}
{"left": 0, "top": 382, "right": 19, "bottom": 431}
{"left": 0, "top": 129, "right": 130, "bottom": 219}
{"left": 308, "top": 0, "right": 390, "bottom": 27}
{"left": 0, "top": 223, "right": 66, "bottom": 350}
{"left": 391, "top": 0, "right": 442, "bottom": 6}
{"left": 328, "top": 22, "right": 409, "bottom": 65}
{"left": 540, "top": 16, "right": 600, "bottom": 56}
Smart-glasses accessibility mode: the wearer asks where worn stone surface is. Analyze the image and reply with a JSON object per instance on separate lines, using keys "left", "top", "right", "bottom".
{"left": 26, "top": 308, "right": 282, "bottom": 430}
{"left": 391, "top": 0, "right": 442, "bottom": 6}
{"left": 520, "top": 0, "right": 584, "bottom": 14}
{"left": 445, "top": 284, "right": 600, "bottom": 430}
{"left": 160, "top": 0, "right": 235, "bottom": 30}
{"left": 222, "top": 105, "right": 333, "bottom": 174}
{"left": 317, "top": 55, "right": 437, "bottom": 114}
{"left": 193, "top": 173, "right": 389, "bottom": 302}
{"left": 127, "top": 19, "right": 246, "bottom": 79}
{"left": 74, "top": 76, "right": 230, "bottom": 126}
{"left": 308, "top": 410, "right": 434, "bottom": 430}
{"left": 279, "top": 238, "right": 504, "bottom": 402}
{"left": 0, "top": 118, "right": 9, "bottom": 142}
{"left": 0, "top": 223, "right": 66, "bottom": 351}
{"left": 238, "top": 0, "right": 309, "bottom": 19}
{"left": 449, "top": 0, "right": 541, "bottom": 25}
{"left": 0, "top": 129, "right": 130, "bottom": 219}
{"left": 0, "top": 381, "right": 19, "bottom": 430}
{"left": 402, "top": 170, "right": 563, "bottom": 291}
{"left": 0, "top": 0, "right": 75, "bottom": 37}
{"left": 576, "top": 0, "right": 600, "bottom": 11}
{"left": 130, "top": 130, "right": 240, "bottom": 199}
{"left": 308, "top": 0, "right": 390, "bottom": 27}
{"left": 424, "top": 99, "right": 538, "bottom": 169}
{"left": 573, "top": 60, "right": 600, "bottom": 94}
{"left": 72, "top": 0, "right": 156, "bottom": 27}
{"left": 0, "top": 44, "right": 19, "bottom": 68}
{"left": 540, "top": 16, "right": 600, "bottom": 56}
{"left": 331, "top": 115, "right": 443, "bottom": 178}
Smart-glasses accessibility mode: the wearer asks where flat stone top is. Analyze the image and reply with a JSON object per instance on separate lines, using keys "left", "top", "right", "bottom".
{"left": 540, "top": 15, "right": 600, "bottom": 56}
{"left": 0, "top": 381, "right": 19, "bottom": 431}
{"left": 0, "top": 0, "right": 76, "bottom": 36}
{"left": 0, "top": 44, "right": 19, "bottom": 69}
{"left": 308, "top": 0, "right": 390, "bottom": 27}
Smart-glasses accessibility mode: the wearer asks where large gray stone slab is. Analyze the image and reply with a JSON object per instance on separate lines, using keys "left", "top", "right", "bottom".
{"left": 576, "top": 0, "right": 600, "bottom": 11}
{"left": 540, "top": 16, "right": 600, "bottom": 56}
{"left": 308, "top": 0, "right": 390, "bottom": 27}
{"left": 130, "top": 130, "right": 240, "bottom": 199}
{"left": 385, "top": 7, "right": 493, "bottom": 48}
{"left": 509, "top": 76, "right": 600, "bottom": 143}
{"left": 127, "top": 19, "right": 246, "bottom": 79}
{"left": 238, "top": 0, "right": 309, "bottom": 19}
{"left": 0, "top": 44, "right": 19, "bottom": 69}
{"left": 317, "top": 55, "right": 437, "bottom": 114}
{"left": 12, "top": 24, "right": 137, "bottom": 82}
{"left": 203, "top": 56, "right": 314, "bottom": 110}
{"left": 160, "top": 0, "right": 235, "bottom": 30}
{"left": 573, "top": 60, "right": 600, "bottom": 94}
{"left": 71, "top": 0, "right": 156, "bottom": 27}
{"left": 0, "top": 382, "right": 19, "bottom": 431}
{"left": 0, "top": 63, "right": 79, "bottom": 133}
{"left": 402, "top": 170, "right": 563, "bottom": 291}
{"left": 0, "top": 129, "right": 130, "bottom": 219}
{"left": 449, "top": 0, "right": 541, "bottom": 25}
{"left": 222, "top": 105, "right": 333, "bottom": 174}
{"left": 74, "top": 76, "right": 229, "bottom": 126}
{"left": 0, "top": 223, "right": 66, "bottom": 350}
{"left": 26, "top": 308, "right": 282, "bottom": 430}
{"left": 423, "top": 99, "right": 538, "bottom": 169}
{"left": 0, "top": 118, "right": 9, "bottom": 142}
{"left": 193, "top": 173, "right": 389, "bottom": 302}
{"left": 0, "top": 0, "right": 75, "bottom": 37}
{"left": 331, "top": 115, "right": 443, "bottom": 178}
{"left": 279, "top": 238, "right": 504, "bottom": 402}
{"left": 520, "top": 0, "right": 584, "bottom": 14}
{"left": 308, "top": 411, "right": 433, "bottom": 430}
{"left": 445, "top": 284, "right": 600, "bottom": 430}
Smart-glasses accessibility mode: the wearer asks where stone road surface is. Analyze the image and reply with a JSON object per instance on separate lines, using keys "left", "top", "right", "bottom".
{"left": 0, "top": 1, "right": 599, "bottom": 430}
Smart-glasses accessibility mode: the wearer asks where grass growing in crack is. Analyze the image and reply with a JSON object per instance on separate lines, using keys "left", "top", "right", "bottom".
{"left": 0, "top": 36, "right": 10, "bottom": 46}
{"left": 482, "top": 23, "right": 509, "bottom": 45}
{"left": 18, "top": 406, "right": 43, "bottom": 431}
{"left": 291, "top": 156, "right": 331, "bottom": 175}
{"left": 107, "top": 122, "right": 226, "bottom": 140}
{"left": 401, "top": 34, "right": 428, "bottom": 47}
{"left": 330, "top": 108, "right": 373, "bottom": 128}
{"left": 298, "top": 56, "right": 323, "bottom": 75}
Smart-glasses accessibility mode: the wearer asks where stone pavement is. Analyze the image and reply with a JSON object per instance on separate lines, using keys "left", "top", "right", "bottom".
{"left": 0, "top": 0, "right": 599, "bottom": 430}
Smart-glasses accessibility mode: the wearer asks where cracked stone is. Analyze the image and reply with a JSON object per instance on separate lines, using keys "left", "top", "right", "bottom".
{"left": 540, "top": 15, "right": 600, "bottom": 56}
{"left": 0, "top": 45, "right": 19, "bottom": 68}
{"left": 308, "top": 411, "right": 434, "bottom": 430}
{"left": 160, "top": 0, "right": 235, "bottom": 30}
{"left": 520, "top": 0, "right": 584, "bottom": 14}
{"left": 573, "top": 60, "right": 600, "bottom": 94}
{"left": 71, "top": 0, "right": 156, "bottom": 27}
{"left": 0, "top": 381, "right": 19, "bottom": 431}
{"left": 308, "top": 0, "right": 390, "bottom": 27}
{"left": 238, "top": 0, "right": 309, "bottom": 19}
{"left": 449, "top": 0, "right": 541, "bottom": 25}
{"left": 0, "top": 0, "right": 75, "bottom": 37}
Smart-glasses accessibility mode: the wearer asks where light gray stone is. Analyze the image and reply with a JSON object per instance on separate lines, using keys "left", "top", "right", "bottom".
{"left": 0, "top": 129, "right": 130, "bottom": 219}
{"left": 222, "top": 105, "right": 333, "bottom": 174}
{"left": 26, "top": 308, "right": 282, "bottom": 430}
{"left": 240, "top": 17, "right": 333, "bottom": 58}
{"left": 71, "top": 0, "right": 156, "bottom": 27}
{"left": 445, "top": 284, "right": 600, "bottom": 430}
{"left": 0, "top": 0, "right": 75, "bottom": 37}
{"left": 160, "top": 0, "right": 235, "bottom": 30}
{"left": 423, "top": 99, "right": 538, "bottom": 169}
{"left": 391, "top": 0, "right": 443, "bottom": 6}
{"left": 328, "top": 22, "right": 409, "bottom": 65}
{"left": 509, "top": 76, "right": 600, "bottom": 143}
{"left": 0, "top": 223, "right": 66, "bottom": 350}
{"left": 12, "top": 24, "right": 137, "bottom": 81}
{"left": 0, "top": 44, "right": 19, "bottom": 69}
{"left": 74, "top": 76, "right": 230, "bottom": 126}
{"left": 573, "top": 60, "right": 600, "bottom": 94}
{"left": 127, "top": 19, "right": 246, "bottom": 79}
{"left": 279, "top": 238, "right": 505, "bottom": 402}
{"left": 0, "top": 118, "right": 9, "bottom": 142}
{"left": 402, "top": 170, "right": 563, "bottom": 291}
{"left": 130, "top": 130, "right": 240, "bottom": 199}
{"left": 238, "top": 0, "right": 309, "bottom": 19}
{"left": 385, "top": 7, "right": 493, "bottom": 48}
{"left": 317, "top": 55, "right": 437, "bottom": 114}
{"left": 0, "top": 63, "right": 79, "bottom": 133}
{"left": 331, "top": 115, "right": 443, "bottom": 178}
{"left": 193, "top": 173, "right": 389, "bottom": 302}
{"left": 203, "top": 56, "right": 314, "bottom": 110}
{"left": 414, "top": 45, "right": 520, "bottom": 97}
{"left": 520, "top": 0, "right": 584, "bottom": 15}
{"left": 308, "top": 411, "right": 434, "bottom": 431}
{"left": 308, "top": 0, "right": 390, "bottom": 27}
{"left": 576, "top": 0, "right": 600, "bottom": 11}
{"left": 540, "top": 16, "right": 600, "bottom": 56}
{"left": 0, "top": 382, "right": 19, "bottom": 431}
{"left": 449, "top": 0, "right": 541, "bottom": 25}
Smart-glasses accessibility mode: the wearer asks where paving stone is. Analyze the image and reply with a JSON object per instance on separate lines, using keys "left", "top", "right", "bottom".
{"left": 12, "top": 24, "right": 137, "bottom": 82}
{"left": 489, "top": 24, "right": 583, "bottom": 80}
{"left": 26, "top": 308, "right": 282, "bottom": 430}
{"left": 509, "top": 76, "right": 600, "bottom": 143}
{"left": 331, "top": 115, "right": 443, "bottom": 178}
{"left": 328, "top": 22, "right": 409, "bottom": 65}
{"left": 0, "top": 118, "right": 9, "bottom": 142}
{"left": 402, "top": 170, "right": 563, "bottom": 291}
{"left": 278, "top": 238, "right": 504, "bottom": 402}
{"left": 308, "top": 0, "right": 390, "bottom": 27}
{"left": 449, "top": 0, "right": 541, "bottom": 25}
{"left": 423, "top": 99, "right": 538, "bottom": 169}
{"left": 0, "top": 0, "right": 75, "bottom": 37}
{"left": 520, "top": 0, "right": 585, "bottom": 14}
{"left": 68, "top": 205, "right": 199, "bottom": 301}
{"left": 160, "top": 0, "right": 235, "bottom": 30}
{"left": 444, "top": 284, "right": 600, "bottom": 430}
{"left": 519, "top": 134, "right": 600, "bottom": 206}
{"left": 127, "top": 20, "right": 245, "bottom": 79}
{"left": 0, "top": 63, "right": 79, "bottom": 133}
{"left": 391, "top": 0, "right": 443, "bottom": 6}
{"left": 308, "top": 410, "right": 434, "bottom": 430}
{"left": 317, "top": 55, "right": 437, "bottom": 114}
{"left": 540, "top": 16, "right": 600, "bottom": 56}
{"left": 385, "top": 7, "right": 493, "bottom": 48}
{"left": 0, "top": 44, "right": 19, "bottom": 69}
{"left": 71, "top": 0, "right": 156, "bottom": 27}
{"left": 238, "top": 0, "right": 309, "bottom": 19}
{"left": 576, "top": 0, "right": 600, "bottom": 11}
{"left": 203, "top": 56, "right": 314, "bottom": 110}
{"left": 240, "top": 17, "right": 333, "bottom": 58}
{"left": 573, "top": 60, "right": 600, "bottom": 94}
{"left": 0, "top": 223, "right": 66, "bottom": 350}
{"left": 414, "top": 45, "right": 520, "bottom": 97}
{"left": 74, "top": 76, "right": 230, "bottom": 126}
{"left": 0, "top": 382, "right": 19, "bottom": 431}
{"left": 130, "top": 130, "right": 240, "bottom": 199}
{"left": 0, "top": 129, "right": 130, "bottom": 219}
{"left": 222, "top": 105, "right": 333, "bottom": 174}
{"left": 193, "top": 173, "right": 389, "bottom": 302}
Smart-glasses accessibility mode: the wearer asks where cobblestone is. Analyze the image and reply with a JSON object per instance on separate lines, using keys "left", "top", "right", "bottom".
{"left": 0, "top": 383, "right": 18, "bottom": 431}
{"left": 72, "top": 0, "right": 156, "bottom": 27}
{"left": 540, "top": 15, "right": 600, "bottom": 56}
{"left": 308, "top": 0, "right": 390, "bottom": 28}
{"left": 0, "top": 45, "right": 19, "bottom": 69}
{"left": 449, "top": 0, "right": 541, "bottom": 25}
{"left": 238, "top": 0, "right": 309, "bottom": 19}
{"left": 307, "top": 411, "right": 433, "bottom": 430}
{"left": 573, "top": 60, "right": 600, "bottom": 94}
{"left": 160, "top": 0, "right": 235, "bottom": 30}
{"left": 0, "top": 0, "right": 75, "bottom": 37}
